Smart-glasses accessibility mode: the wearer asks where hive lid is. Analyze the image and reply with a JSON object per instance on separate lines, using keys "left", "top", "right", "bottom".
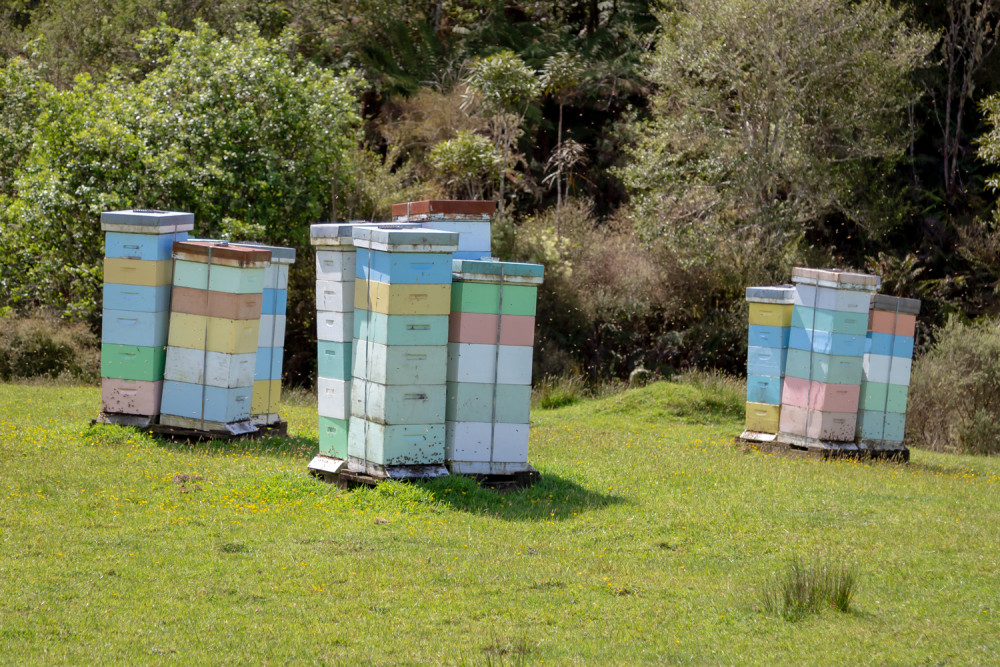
{"left": 172, "top": 241, "right": 271, "bottom": 267}
{"left": 391, "top": 200, "right": 496, "bottom": 221}
{"left": 189, "top": 239, "right": 295, "bottom": 264}
{"left": 101, "top": 209, "right": 194, "bottom": 233}
{"left": 310, "top": 222, "right": 423, "bottom": 246}
{"left": 791, "top": 267, "right": 880, "bottom": 290}
{"left": 352, "top": 226, "right": 459, "bottom": 252}
{"left": 452, "top": 258, "right": 544, "bottom": 285}
{"left": 871, "top": 294, "right": 921, "bottom": 315}
{"left": 745, "top": 285, "right": 796, "bottom": 303}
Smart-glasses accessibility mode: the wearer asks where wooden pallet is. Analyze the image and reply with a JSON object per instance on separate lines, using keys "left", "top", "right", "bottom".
{"left": 461, "top": 467, "right": 539, "bottom": 491}
{"left": 92, "top": 413, "right": 287, "bottom": 442}
{"left": 738, "top": 436, "right": 909, "bottom": 462}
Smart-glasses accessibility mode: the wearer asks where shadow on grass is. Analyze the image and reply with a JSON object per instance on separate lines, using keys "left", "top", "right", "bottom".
{"left": 83, "top": 423, "right": 317, "bottom": 460}
{"left": 414, "top": 470, "right": 625, "bottom": 522}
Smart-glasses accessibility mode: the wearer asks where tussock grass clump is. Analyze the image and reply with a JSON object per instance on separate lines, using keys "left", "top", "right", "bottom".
{"left": 908, "top": 317, "right": 1000, "bottom": 455}
{"left": 759, "top": 556, "right": 858, "bottom": 621}
{"left": 533, "top": 375, "right": 587, "bottom": 410}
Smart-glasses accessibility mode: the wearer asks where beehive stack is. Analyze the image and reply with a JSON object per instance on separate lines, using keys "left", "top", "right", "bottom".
{"left": 251, "top": 245, "right": 295, "bottom": 425}
{"left": 159, "top": 242, "right": 270, "bottom": 433}
{"left": 445, "top": 259, "right": 543, "bottom": 474}
{"left": 99, "top": 210, "right": 193, "bottom": 425}
{"left": 391, "top": 200, "right": 495, "bottom": 260}
{"left": 856, "top": 295, "right": 920, "bottom": 450}
{"left": 743, "top": 286, "right": 795, "bottom": 439}
{"left": 349, "top": 227, "right": 458, "bottom": 478}
{"left": 778, "top": 268, "right": 879, "bottom": 448}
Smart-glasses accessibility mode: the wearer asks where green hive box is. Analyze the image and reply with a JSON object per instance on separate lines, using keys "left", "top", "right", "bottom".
{"left": 100, "top": 344, "right": 167, "bottom": 381}
{"left": 450, "top": 283, "right": 537, "bottom": 316}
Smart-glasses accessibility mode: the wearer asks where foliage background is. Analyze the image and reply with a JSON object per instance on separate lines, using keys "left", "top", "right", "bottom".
{"left": 4, "top": 0, "right": 1000, "bottom": 388}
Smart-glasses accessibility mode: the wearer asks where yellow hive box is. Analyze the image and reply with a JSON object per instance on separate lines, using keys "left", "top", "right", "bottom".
{"left": 748, "top": 302, "right": 792, "bottom": 327}
{"left": 745, "top": 402, "right": 781, "bottom": 434}
{"left": 104, "top": 258, "right": 174, "bottom": 287}
{"left": 252, "top": 379, "right": 281, "bottom": 415}
{"left": 167, "top": 312, "right": 260, "bottom": 355}
{"left": 353, "top": 278, "right": 451, "bottom": 316}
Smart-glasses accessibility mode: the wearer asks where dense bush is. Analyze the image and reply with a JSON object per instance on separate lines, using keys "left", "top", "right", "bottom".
{"left": 0, "top": 312, "right": 99, "bottom": 382}
{"left": 908, "top": 317, "right": 1000, "bottom": 455}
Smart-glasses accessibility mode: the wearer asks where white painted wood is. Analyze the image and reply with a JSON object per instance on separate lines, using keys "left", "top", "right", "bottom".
{"left": 316, "top": 280, "right": 354, "bottom": 312}
{"left": 317, "top": 310, "right": 354, "bottom": 342}
{"left": 352, "top": 341, "right": 447, "bottom": 385}
{"left": 315, "top": 249, "right": 357, "bottom": 282}
{"left": 317, "top": 377, "right": 352, "bottom": 420}
{"left": 446, "top": 343, "right": 533, "bottom": 385}
{"left": 257, "top": 315, "right": 286, "bottom": 348}
{"left": 163, "top": 347, "right": 256, "bottom": 388}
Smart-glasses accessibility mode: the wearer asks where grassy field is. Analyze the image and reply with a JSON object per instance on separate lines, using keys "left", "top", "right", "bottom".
{"left": 1, "top": 379, "right": 999, "bottom": 664}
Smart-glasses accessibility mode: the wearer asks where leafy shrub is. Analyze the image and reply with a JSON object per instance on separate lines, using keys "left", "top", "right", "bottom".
{"left": 759, "top": 555, "right": 858, "bottom": 621}
{"left": 908, "top": 317, "right": 1000, "bottom": 455}
{"left": 0, "top": 312, "right": 99, "bottom": 382}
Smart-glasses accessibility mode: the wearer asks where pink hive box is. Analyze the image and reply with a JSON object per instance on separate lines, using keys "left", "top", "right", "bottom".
{"left": 782, "top": 377, "right": 861, "bottom": 413}
{"left": 779, "top": 404, "right": 858, "bottom": 442}
{"left": 448, "top": 312, "right": 535, "bottom": 346}
{"left": 101, "top": 378, "right": 164, "bottom": 415}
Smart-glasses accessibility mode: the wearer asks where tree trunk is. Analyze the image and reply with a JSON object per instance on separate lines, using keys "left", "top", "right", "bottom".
{"left": 556, "top": 101, "right": 563, "bottom": 237}
{"left": 331, "top": 175, "right": 338, "bottom": 223}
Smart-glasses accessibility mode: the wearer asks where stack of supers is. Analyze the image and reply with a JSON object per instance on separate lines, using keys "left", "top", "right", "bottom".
{"left": 311, "top": 223, "right": 365, "bottom": 462}
{"left": 779, "top": 268, "right": 879, "bottom": 447}
{"left": 251, "top": 244, "right": 295, "bottom": 425}
{"left": 349, "top": 227, "right": 458, "bottom": 477}
{"left": 159, "top": 242, "right": 270, "bottom": 433}
{"left": 856, "top": 295, "right": 921, "bottom": 450}
{"left": 445, "top": 259, "right": 543, "bottom": 474}
{"left": 391, "top": 200, "right": 495, "bottom": 260}
{"left": 99, "top": 210, "right": 193, "bottom": 424}
{"left": 743, "top": 286, "right": 795, "bottom": 438}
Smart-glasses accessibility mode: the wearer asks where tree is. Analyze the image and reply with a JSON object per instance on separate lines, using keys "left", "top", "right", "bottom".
{"left": 429, "top": 130, "right": 501, "bottom": 199}
{"left": 1, "top": 21, "right": 361, "bottom": 323}
{"left": 622, "top": 0, "right": 936, "bottom": 245}
{"left": 542, "top": 50, "right": 584, "bottom": 233}
{"left": 936, "top": 0, "right": 1000, "bottom": 206}
{"left": 463, "top": 50, "right": 539, "bottom": 222}
{"left": 0, "top": 56, "right": 50, "bottom": 197}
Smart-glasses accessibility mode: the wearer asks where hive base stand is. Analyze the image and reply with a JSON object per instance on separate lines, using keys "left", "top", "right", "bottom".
{"left": 737, "top": 436, "right": 908, "bottom": 462}
{"left": 92, "top": 414, "right": 287, "bottom": 442}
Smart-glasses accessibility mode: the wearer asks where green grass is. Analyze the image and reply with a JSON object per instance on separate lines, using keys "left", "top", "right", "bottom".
{"left": 2, "top": 380, "right": 999, "bottom": 663}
